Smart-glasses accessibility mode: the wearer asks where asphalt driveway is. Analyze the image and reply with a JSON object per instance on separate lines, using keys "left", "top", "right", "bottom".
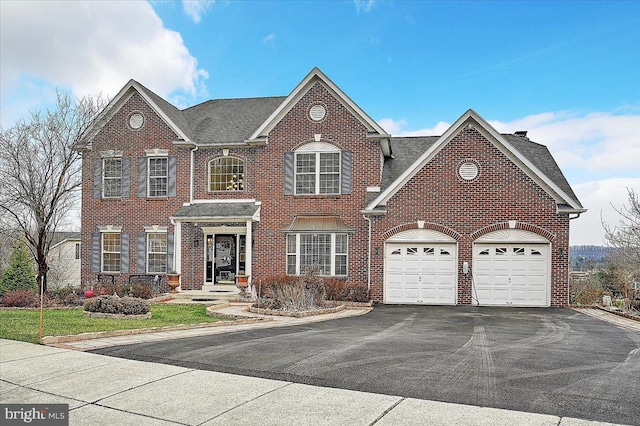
{"left": 93, "top": 306, "right": 640, "bottom": 425}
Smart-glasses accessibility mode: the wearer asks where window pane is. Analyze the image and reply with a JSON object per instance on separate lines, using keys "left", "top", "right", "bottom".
{"left": 210, "top": 157, "right": 244, "bottom": 191}
{"left": 319, "top": 153, "right": 340, "bottom": 173}
{"left": 102, "top": 233, "right": 121, "bottom": 272}
{"left": 335, "top": 255, "right": 347, "bottom": 275}
{"left": 296, "top": 153, "right": 315, "bottom": 173}
{"left": 148, "top": 158, "right": 168, "bottom": 197}
{"left": 103, "top": 158, "right": 122, "bottom": 197}
{"left": 147, "top": 233, "right": 167, "bottom": 273}
{"left": 335, "top": 234, "right": 348, "bottom": 254}
{"left": 299, "top": 234, "right": 331, "bottom": 275}
{"left": 287, "top": 255, "right": 296, "bottom": 275}
{"left": 319, "top": 173, "right": 340, "bottom": 194}
{"left": 295, "top": 174, "right": 315, "bottom": 194}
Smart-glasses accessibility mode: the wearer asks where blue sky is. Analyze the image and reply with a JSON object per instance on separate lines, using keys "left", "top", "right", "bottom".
{"left": 1, "top": 0, "right": 639, "bottom": 244}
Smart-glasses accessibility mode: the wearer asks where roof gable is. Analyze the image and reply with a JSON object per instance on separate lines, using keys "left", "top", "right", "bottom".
{"left": 365, "top": 109, "right": 584, "bottom": 213}
{"left": 79, "top": 80, "right": 192, "bottom": 148}
{"left": 247, "top": 68, "right": 391, "bottom": 153}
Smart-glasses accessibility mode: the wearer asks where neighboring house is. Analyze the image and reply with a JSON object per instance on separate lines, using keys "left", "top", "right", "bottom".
{"left": 48, "top": 232, "right": 81, "bottom": 289}
{"left": 78, "top": 68, "right": 585, "bottom": 307}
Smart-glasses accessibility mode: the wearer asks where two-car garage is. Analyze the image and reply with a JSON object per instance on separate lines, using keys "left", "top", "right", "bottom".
{"left": 384, "top": 229, "right": 551, "bottom": 307}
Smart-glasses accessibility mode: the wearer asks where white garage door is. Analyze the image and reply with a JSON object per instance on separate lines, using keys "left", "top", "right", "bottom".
{"left": 385, "top": 243, "right": 457, "bottom": 304}
{"left": 473, "top": 244, "right": 549, "bottom": 307}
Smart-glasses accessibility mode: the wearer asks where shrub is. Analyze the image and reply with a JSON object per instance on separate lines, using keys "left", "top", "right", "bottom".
{"left": 49, "top": 286, "right": 83, "bottom": 307}
{"left": 83, "top": 295, "right": 150, "bottom": 315}
{"left": 0, "top": 242, "right": 37, "bottom": 296}
{"left": 1, "top": 289, "right": 39, "bottom": 307}
{"left": 324, "top": 279, "right": 370, "bottom": 302}
{"left": 131, "top": 284, "right": 154, "bottom": 299}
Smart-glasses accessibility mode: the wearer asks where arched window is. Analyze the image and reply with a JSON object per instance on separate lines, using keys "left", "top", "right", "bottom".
{"left": 209, "top": 157, "right": 244, "bottom": 191}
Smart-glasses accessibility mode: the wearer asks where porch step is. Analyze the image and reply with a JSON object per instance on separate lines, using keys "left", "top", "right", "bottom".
{"left": 166, "top": 284, "right": 241, "bottom": 304}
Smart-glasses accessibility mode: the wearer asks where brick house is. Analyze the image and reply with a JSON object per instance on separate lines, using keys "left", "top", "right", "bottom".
{"left": 79, "top": 68, "right": 585, "bottom": 306}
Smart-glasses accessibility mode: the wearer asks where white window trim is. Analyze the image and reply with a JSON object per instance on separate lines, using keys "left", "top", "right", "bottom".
{"left": 102, "top": 157, "right": 123, "bottom": 198}
{"left": 286, "top": 233, "right": 348, "bottom": 276}
{"left": 101, "top": 231, "right": 121, "bottom": 273}
{"left": 147, "top": 156, "right": 169, "bottom": 198}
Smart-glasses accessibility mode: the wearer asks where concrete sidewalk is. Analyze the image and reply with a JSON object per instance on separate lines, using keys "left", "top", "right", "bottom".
{"left": 0, "top": 339, "right": 625, "bottom": 426}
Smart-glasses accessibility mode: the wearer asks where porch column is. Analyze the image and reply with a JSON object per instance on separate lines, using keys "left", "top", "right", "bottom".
{"left": 174, "top": 221, "right": 182, "bottom": 275}
{"left": 245, "top": 219, "right": 252, "bottom": 283}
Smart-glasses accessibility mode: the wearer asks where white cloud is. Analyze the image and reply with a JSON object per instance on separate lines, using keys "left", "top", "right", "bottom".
{"left": 378, "top": 117, "right": 451, "bottom": 136}
{"left": 488, "top": 112, "right": 640, "bottom": 175}
{"left": 354, "top": 0, "right": 375, "bottom": 13}
{"left": 0, "top": 1, "right": 208, "bottom": 127}
{"left": 570, "top": 178, "right": 640, "bottom": 245}
{"left": 263, "top": 33, "right": 276, "bottom": 44}
{"left": 182, "top": 0, "right": 215, "bottom": 24}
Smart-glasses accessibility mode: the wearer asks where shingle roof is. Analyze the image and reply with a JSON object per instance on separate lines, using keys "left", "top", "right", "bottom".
{"left": 172, "top": 203, "right": 259, "bottom": 220}
{"left": 381, "top": 137, "right": 440, "bottom": 192}
{"left": 132, "top": 81, "right": 285, "bottom": 145}
{"left": 502, "top": 134, "right": 582, "bottom": 207}
{"left": 183, "top": 97, "right": 286, "bottom": 144}
{"left": 381, "top": 134, "right": 582, "bottom": 208}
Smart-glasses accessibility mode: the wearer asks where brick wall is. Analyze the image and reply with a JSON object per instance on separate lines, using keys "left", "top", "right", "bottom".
{"left": 368, "top": 126, "right": 570, "bottom": 306}
{"left": 80, "top": 92, "right": 189, "bottom": 287}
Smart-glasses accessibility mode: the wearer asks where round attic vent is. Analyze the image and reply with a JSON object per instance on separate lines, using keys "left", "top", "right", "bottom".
{"left": 309, "top": 104, "right": 326, "bottom": 121}
{"left": 129, "top": 113, "right": 144, "bottom": 129}
{"left": 459, "top": 162, "right": 479, "bottom": 180}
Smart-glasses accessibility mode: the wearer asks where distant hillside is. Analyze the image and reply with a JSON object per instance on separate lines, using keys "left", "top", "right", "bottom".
{"left": 570, "top": 245, "right": 613, "bottom": 263}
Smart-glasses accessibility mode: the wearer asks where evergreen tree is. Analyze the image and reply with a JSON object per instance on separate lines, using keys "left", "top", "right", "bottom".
{"left": 0, "top": 242, "right": 37, "bottom": 295}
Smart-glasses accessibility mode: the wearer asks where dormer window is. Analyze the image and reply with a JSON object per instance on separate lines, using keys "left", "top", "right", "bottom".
{"left": 209, "top": 157, "right": 245, "bottom": 191}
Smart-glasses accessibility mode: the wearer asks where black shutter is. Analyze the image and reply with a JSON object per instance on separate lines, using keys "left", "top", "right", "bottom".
{"left": 92, "top": 159, "right": 102, "bottom": 198}
{"left": 137, "top": 233, "right": 146, "bottom": 273}
{"left": 91, "top": 232, "right": 100, "bottom": 273}
{"left": 137, "top": 157, "right": 147, "bottom": 198}
{"left": 121, "top": 157, "right": 131, "bottom": 198}
{"left": 284, "top": 152, "right": 294, "bottom": 195}
{"left": 120, "top": 233, "right": 130, "bottom": 273}
{"left": 341, "top": 151, "right": 352, "bottom": 194}
{"left": 168, "top": 156, "right": 177, "bottom": 197}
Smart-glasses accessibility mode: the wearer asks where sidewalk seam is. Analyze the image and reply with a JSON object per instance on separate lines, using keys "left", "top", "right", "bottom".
{"left": 196, "top": 382, "right": 294, "bottom": 425}
{"left": 368, "top": 396, "right": 405, "bottom": 425}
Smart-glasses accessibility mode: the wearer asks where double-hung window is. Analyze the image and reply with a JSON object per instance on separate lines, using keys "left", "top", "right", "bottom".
{"left": 102, "top": 158, "right": 122, "bottom": 198}
{"left": 102, "top": 233, "right": 121, "bottom": 272}
{"left": 148, "top": 157, "right": 168, "bottom": 197}
{"left": 286, "top": 233, "right": 348, "bottom": 276}
{"left": 147, "top": 233, "right": 167, "bottom": 273}
{"left": 295, "top": 151, "right": 340, "bottom": 195}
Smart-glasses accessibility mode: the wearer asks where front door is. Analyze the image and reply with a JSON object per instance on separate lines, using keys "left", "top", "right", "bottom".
{"left": 214, "top": 235, "right": 236, "bottom": 284}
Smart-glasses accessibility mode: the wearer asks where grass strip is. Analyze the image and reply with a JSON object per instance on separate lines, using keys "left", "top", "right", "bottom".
{"left": 0, "top": 305, "right": 222, "bottom": 344}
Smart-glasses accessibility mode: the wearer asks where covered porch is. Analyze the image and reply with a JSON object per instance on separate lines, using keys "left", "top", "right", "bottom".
{"left": 170, "top": 201, "right": 261, "bottom": 291}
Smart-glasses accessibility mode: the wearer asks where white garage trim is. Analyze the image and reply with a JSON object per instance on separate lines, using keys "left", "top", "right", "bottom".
{"left": 473, "top": 229, "right": 550, "bottom": 307}
{"left": 384, "top": 229, "right": 457, "bottom": 305}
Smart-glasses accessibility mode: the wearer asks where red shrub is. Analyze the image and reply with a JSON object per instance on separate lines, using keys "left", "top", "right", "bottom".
{"left": 1, "top": 289, "right": 39, "bottom": 307}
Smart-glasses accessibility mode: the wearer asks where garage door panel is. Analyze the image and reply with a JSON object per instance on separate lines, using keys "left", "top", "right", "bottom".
{"left": 473, "top": 243, "right": 549, "bottom": 307}
{"left": 385, "top": 242, "right": 457, "bottom": 305}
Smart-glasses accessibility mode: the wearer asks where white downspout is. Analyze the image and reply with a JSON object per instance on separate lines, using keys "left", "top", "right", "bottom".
{"left": 190, "top": 146, "right": 198, "bottom": 204}
{"left": 363, "top": 214, "right": 372, "bottom": 290}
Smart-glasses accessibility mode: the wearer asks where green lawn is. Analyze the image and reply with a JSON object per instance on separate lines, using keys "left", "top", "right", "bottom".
{"left": 0, "top": 305, "right": 223, "bottom": 344}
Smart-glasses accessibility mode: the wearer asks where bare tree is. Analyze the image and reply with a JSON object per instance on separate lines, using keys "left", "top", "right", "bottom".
{"left": 602, "top": 188, "right": 640, "bottom": 310}
{"left": 0, "top": 93, "right": 104, "bottom": 292}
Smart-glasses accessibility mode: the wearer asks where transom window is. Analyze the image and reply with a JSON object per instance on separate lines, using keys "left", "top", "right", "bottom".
{"left": 147, "top": 233, "right": 167, "bottom": 273}
{"left": 148, "top": 157, "right": 168, "bottom": 197}
{"left": 102, "top": 158, "right": 122, "bottom": 198}
{"left": 294, "top": 143, "right": 341, "bottom": 195}
{"left": 286, "top": 233, "right": 348, "bottom": 276}
{"left": 210, "top": 157, "right": 244, "bottom": 191}
{"left": 102, "top": 233, "right": 121, "bottom": 272}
